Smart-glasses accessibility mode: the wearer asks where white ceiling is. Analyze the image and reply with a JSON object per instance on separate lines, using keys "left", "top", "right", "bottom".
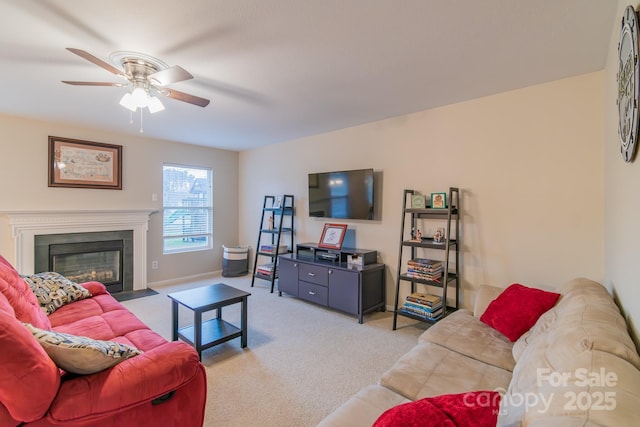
{"left": 0, "top": 0, "right": 617, "bottom": 151}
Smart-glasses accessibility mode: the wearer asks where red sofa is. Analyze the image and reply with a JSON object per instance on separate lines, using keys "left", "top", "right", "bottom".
{"left": 0, "top": 255, "right": 207, "bottom": 426}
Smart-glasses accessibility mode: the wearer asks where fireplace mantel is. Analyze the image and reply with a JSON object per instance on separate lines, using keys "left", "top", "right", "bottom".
{"left": 2, "top": 209, "right": 155, "bottom": 290}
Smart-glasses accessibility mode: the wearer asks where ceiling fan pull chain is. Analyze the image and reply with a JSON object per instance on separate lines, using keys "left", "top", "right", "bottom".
{"left": 129, "top": 110, "right": 133, "bottom": 125}
{"left": 140, "top": 108, "right": 144, "bottom": 133}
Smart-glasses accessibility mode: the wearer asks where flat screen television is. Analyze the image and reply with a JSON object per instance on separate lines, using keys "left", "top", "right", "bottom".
{"left": 308, "top": 168, "right": 374, "bottom": 220}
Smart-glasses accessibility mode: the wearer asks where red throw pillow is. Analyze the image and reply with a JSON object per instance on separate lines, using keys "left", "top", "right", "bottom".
{"left": 480, "top": 283, "right": 560, "bottom": 342}
{"left": 373, "top": 391, "right": 500, "bottom": 427}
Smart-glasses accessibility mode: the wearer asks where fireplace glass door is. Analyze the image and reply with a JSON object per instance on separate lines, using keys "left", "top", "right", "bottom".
{"left": 50, "top": 240, "right": 124, "bottom": 293}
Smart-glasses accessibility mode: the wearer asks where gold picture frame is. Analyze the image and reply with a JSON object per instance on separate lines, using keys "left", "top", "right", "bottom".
{"left": 48, "top": 136, "right": 122, "bottom": 190}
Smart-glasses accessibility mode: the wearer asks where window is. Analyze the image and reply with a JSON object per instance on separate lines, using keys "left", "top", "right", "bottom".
{"left": 163, "top": 164, "right": 212, "bottom": 254}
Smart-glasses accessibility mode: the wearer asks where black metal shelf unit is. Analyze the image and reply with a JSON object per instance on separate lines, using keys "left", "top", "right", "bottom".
{"left": 393, "top": 187, "right": 460, "bottom": 330}
{"left": 251, "top": 195, "right": 295, "bottom": 293}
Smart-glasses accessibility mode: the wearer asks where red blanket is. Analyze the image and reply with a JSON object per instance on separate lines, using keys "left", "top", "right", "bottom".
{"left": 373, "top": 391, "right": 500, "bottom": 427}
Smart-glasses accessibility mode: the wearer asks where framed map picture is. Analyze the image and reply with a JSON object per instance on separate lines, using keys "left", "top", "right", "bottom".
{"left": 48, "top": 136, "right": 122, "bottom": 190}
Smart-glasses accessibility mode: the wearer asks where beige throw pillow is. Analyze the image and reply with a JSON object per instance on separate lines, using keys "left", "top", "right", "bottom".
{"left": 23, "top": 323, "right": 142, "bottom": 375}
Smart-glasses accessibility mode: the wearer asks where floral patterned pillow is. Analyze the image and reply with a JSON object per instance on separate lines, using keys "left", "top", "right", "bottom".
{"left": 22, "top": 272, "right": 92, "bottom": 315}
{"left": 23, "top": 323, "right": 142, "bottom": 374}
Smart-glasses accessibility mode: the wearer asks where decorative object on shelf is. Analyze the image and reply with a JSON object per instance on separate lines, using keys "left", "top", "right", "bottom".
{"left": 318, "top": 223, "right": 348, "bottom": 250}
{"left": 347, "top": 253, "right": 364, "bottom": 267}
{"left": 617, "top": 5, "right": 640, "bottom": 162}
{"left": 48, "top": 136, "right": 122, "bottom": 190}
{"left": 430, "top": 192, "right": 446, "bottom": 209}
{"left": 273, "top": 196, "right": 283, "bottom": 209}
{"left": 415, "top": 229, "right": 422, "bottom": 241}
{"left": 433, "top": 227, "right": 445, "bottom": 243}
{"left": 411, "top": 194, "right": 426, "bottom": 208}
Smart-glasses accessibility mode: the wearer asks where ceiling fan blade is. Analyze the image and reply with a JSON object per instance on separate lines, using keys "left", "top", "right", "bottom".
{"left": 163, "top": 88, "right": 210, "bottom": 107}
{"left": 62, "top": 81, "right": 126, "bottom": 87}
{"left": 66, "top": 48, "right": 124, "bottom": 77}
{"left": 148, "top": 65, "right": 193, "bottom": 86}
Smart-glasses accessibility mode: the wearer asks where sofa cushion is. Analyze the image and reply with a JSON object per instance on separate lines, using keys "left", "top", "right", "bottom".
{"left": 373, "top": 391, "right": 501, "bottom": 427}
{"left": 499, "top": 349, "right": 640, "bottom": 426}
{"left": 0, "top": 255, "right": 51, "bottom": 329}
{"left": 22, "top": 271, "right": 92, "bottom": 315}
{"left": 480, "top": 283, "right": 560, "bottom": 341}
{"left": 380, "top": 342, "right": 512, "bottom": 401}
{"left": 517, "top": 278, "right": 640, "bottom": 370}
{"left": 419, "top": 309, "right": 515, "bottom": 371}
{"left": 317, "top": 385, "right": 410, "bottom": 427}
{"left": 24, "top": 323, "right": 143, "bottom": 374}
{"left": 0, "top": 309, "right": 60, "bottom": 422}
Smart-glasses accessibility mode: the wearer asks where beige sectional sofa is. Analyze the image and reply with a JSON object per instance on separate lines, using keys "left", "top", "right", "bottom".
{"left": 318, "top": 278, "right": 640, "bottom": 426}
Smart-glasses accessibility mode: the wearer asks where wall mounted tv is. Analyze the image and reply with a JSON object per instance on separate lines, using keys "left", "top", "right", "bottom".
{"left": 308, "top": 168, "right": 374, "bottom": 220}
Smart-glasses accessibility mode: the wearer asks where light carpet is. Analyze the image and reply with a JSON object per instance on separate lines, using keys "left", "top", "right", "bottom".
{"left": 122, "top": 274, "right": 426, "bottom": 427}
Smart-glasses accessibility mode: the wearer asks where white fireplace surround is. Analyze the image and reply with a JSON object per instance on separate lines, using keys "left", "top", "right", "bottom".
{"left": 3, "top": 210, "right": 155, "bottom": 290}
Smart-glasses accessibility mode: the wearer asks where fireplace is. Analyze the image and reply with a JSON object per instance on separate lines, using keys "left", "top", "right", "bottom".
{"left": 35, "top": 231, "right": 133, "bottom": 293}
{"left": 3, "top": 209, "right": 153, "bottom": 290}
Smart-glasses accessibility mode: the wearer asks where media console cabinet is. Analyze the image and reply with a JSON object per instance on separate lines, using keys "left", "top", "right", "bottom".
{"left": 277, "top": 243, "right": 385, "bottom": 323}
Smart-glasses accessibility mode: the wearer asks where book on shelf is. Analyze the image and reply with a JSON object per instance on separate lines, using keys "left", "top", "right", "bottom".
{"left": 407, "top": 258, "right": 442, "bottom": 269}
{"left": 257, "top": 263, "right": 277, "bottom": 275}
{"left": 260, "top": 244, "right": 289, "bottom": 254}
{"left": 400, "top": 306, "right": 443, "bottom": 320}
{"left": 406, "top": 292, "right": 441, "bottom": 306}
{"left": 405, "top": 258, "right": 443, "bottom": 281}
{"left": 407, "top": 265, "right": 442, "bottom": 274}
{"left": 403, "top": 271, "right": 442, "bottom": 282}
{"left": 403, "top": 300, "right": 442, "bottom": 313}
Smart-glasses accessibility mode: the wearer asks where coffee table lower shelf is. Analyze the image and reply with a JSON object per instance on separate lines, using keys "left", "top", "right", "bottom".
{"left": 177, "top": 318, "right": 243, "bottom": 352}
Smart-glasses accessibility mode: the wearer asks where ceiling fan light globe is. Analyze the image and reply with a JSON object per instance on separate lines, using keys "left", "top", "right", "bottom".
{"left": 131, "top": 87, "right": 148, "bottom": 107}
{"left": 119, "top": 93, "right": 138, "bottom": 112}
{"left": 147, "top": 96, "right": 165, "bottom": 114}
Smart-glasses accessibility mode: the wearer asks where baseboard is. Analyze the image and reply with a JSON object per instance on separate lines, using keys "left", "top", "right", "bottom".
{"left": 147, "top": 270, "right": 222, "bottom": 289}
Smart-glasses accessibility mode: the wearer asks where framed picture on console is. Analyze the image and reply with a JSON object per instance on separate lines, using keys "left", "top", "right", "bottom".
{"left": 48, "top": 136, "right": 122, "bottom": 190}
{"left": 318, "top": 223, "right": 348, "bottom": 250}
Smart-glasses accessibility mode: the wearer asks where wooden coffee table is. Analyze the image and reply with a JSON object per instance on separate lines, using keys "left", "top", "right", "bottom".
{"left": 168, "top": 283, "right": 251, "bottom": 359}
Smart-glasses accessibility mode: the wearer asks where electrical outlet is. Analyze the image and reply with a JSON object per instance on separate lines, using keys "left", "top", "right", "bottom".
{"left": 152, "top": 260, "right": 158, "bottom": 269}
{"left": 152, "top": 193, "right": 158, "bottom": 201}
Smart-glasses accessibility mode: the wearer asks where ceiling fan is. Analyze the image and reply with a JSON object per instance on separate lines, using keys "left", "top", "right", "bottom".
{"left": 62, "top": 48, "right": 210, "bottom": 114}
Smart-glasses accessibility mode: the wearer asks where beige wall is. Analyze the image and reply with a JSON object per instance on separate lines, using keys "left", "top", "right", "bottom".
{"left": 604, "top": 1, "right": 640, "bottom": 345}
{"left": 0, "top": 115, "right": 239, "bottom": 284}
{"left": 239, "top": 72, "right": 605, "bottom": 310}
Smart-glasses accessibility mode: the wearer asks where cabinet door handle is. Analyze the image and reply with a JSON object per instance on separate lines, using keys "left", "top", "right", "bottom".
{"left": 328, "top": 270, "right": 332, "bottom": 274}
{"left": 307, "top": 272, "right": 316, "bottom": 277}
{"left": 308, "top": 291, "right": 316, "bottom": 296}
{"left": 294, "top": 263, "right": 298, "bottom": 267}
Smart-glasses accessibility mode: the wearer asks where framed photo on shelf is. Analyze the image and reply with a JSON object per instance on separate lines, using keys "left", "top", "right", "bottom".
{"left": 272, "top": 196, "right": 283, "bottom": 209}
{"left": 430, "top": 192, "right": 447, "bottom": 209}
{"left": 411, "top": 194, "right": 426, "bottom": 209}
{"left": 318, "top": 223, "right": 348, "bottom": 250}
{"left": 48, "top": 136, "right": 122, "bottom": 190}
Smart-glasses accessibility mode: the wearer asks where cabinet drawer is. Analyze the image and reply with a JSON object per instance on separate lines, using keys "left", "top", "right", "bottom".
{"left": 298, "top": 281, "right": 328, "bottom": 306}
{"left": 298, "top": 263, "right": 328, "bottom": 286}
